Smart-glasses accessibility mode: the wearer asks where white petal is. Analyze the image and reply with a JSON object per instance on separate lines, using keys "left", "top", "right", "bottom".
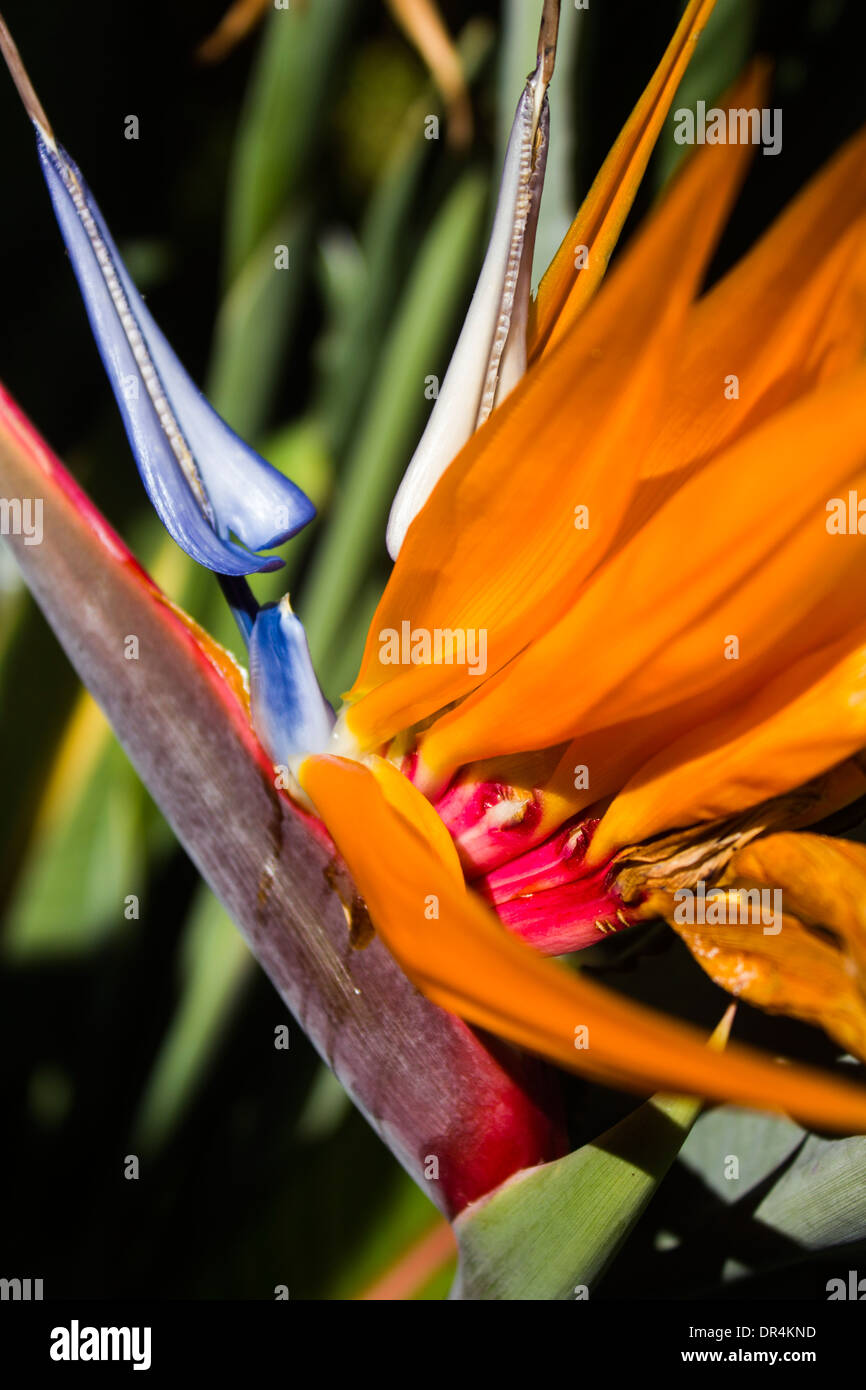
{"left": 386, "top": 35, "right": 555, "bottom": 560}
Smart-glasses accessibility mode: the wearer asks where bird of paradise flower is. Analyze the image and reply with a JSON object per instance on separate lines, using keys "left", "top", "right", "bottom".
{"left": 3, "top": 0, "right": 866, "bottom": 1172}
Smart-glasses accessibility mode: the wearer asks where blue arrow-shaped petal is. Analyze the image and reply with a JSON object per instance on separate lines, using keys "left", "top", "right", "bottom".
{"left": 36, "top": 132, "right": 315, "bottom": 574}
{"left": 250, "top": 597, "right": 336, "bottom": 763}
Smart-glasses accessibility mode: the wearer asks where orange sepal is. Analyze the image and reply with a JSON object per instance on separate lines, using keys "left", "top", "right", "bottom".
{"left": 347, "top": 119, "right": 755, "bottom": 753}
{"left": 590, "top": 629, "right": 866, "bottom": 863}
{"left": 300, "top": 754, "right": 866, "bottom": 1132}
{"left": 662, "top": 833, "right": 866, "bottom": 1062}
{"left": 642, "top": 123, "right": 866, "bottom": 479}
{"left": 418, "top": 361, "right": 866, "bottom": 784}
{"left": 368, "top": 753, "right": 465, "bottom": 887}
{"left": 528, "top": 0, "right": 724, "bottom": 359}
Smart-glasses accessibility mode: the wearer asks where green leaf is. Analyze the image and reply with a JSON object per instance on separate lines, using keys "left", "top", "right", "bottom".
{"left": 314, "top": 21, "right": 495, "bottom": 459}
{"left": 453, "top": 1089, "right": 704, "bottom": 1300}
{"left": 207, "top": 207, "right": 314, "bottom": 441}
{"left": 4, "top": 727, "right": 146, "bottom": 957}
{"left": 679, "top": 1102, "right": 805, "bottom": 1204}
{"left": 133, "top": 886, "right": 252, "bottom": 1152}
{"left": 317, "top": 574, "right": 385, "bottom": 698}
{"left": 223, "top": 0, "right": 355, "bottom": 283}
{"left": 300, "top": 170, "right": 488, "bottom": 672}
{"left": 747, "top": 1128, "right": 866, "bottom": 1252}
{"left": 681, "top": 1102, "right": 866, "bottom": 1266}
{"left": 331, "top": 1176, "right": 448, "bottom": 1300}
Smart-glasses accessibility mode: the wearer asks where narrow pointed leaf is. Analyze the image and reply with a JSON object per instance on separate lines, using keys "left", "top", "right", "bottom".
{"left": 706, "top": 1121, "right": 866, "bottom": 1259}
{"left": 677, "top": 1106, "right": 866, "bottom": 1285}
{"left": 300, "top": 170, "right": 488, "bottom": 673}
{"left": 453, "top": 1087, "right": 706, "bottom": 1300}
{"left": 132, "top": 887, "right": 253, "bottom": 1153}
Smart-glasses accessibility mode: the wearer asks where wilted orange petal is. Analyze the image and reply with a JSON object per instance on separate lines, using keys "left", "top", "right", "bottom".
{"left": 727, "top": 832, "right": 866, "bottom": 984}
{"left": 348, "top": 127, "right": 754, "bottom": 751}
{"left": 590, "top": 628, "right": 866, "bottom": 862}
{"left": 668, "top": 906, "right": 866, "bottom": 1063}
{"left": 528, "top": 0, "right": 723, "bottom": 359}
{"left": 664, "top": 832, "right": 866, "bottom": 1061}
{"left": 300, "top": 754, "right": 866, "bottom": 1132}
{"left": 419, "top": 362, "right": 866, "bottom": 783}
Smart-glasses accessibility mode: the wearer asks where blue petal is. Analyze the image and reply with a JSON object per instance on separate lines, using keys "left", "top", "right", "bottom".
{"left": 36, "top": 132, "right": 316, "bottom": 575}
{"left": 249, "top": 598, "right": 335, "bottom": 761}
